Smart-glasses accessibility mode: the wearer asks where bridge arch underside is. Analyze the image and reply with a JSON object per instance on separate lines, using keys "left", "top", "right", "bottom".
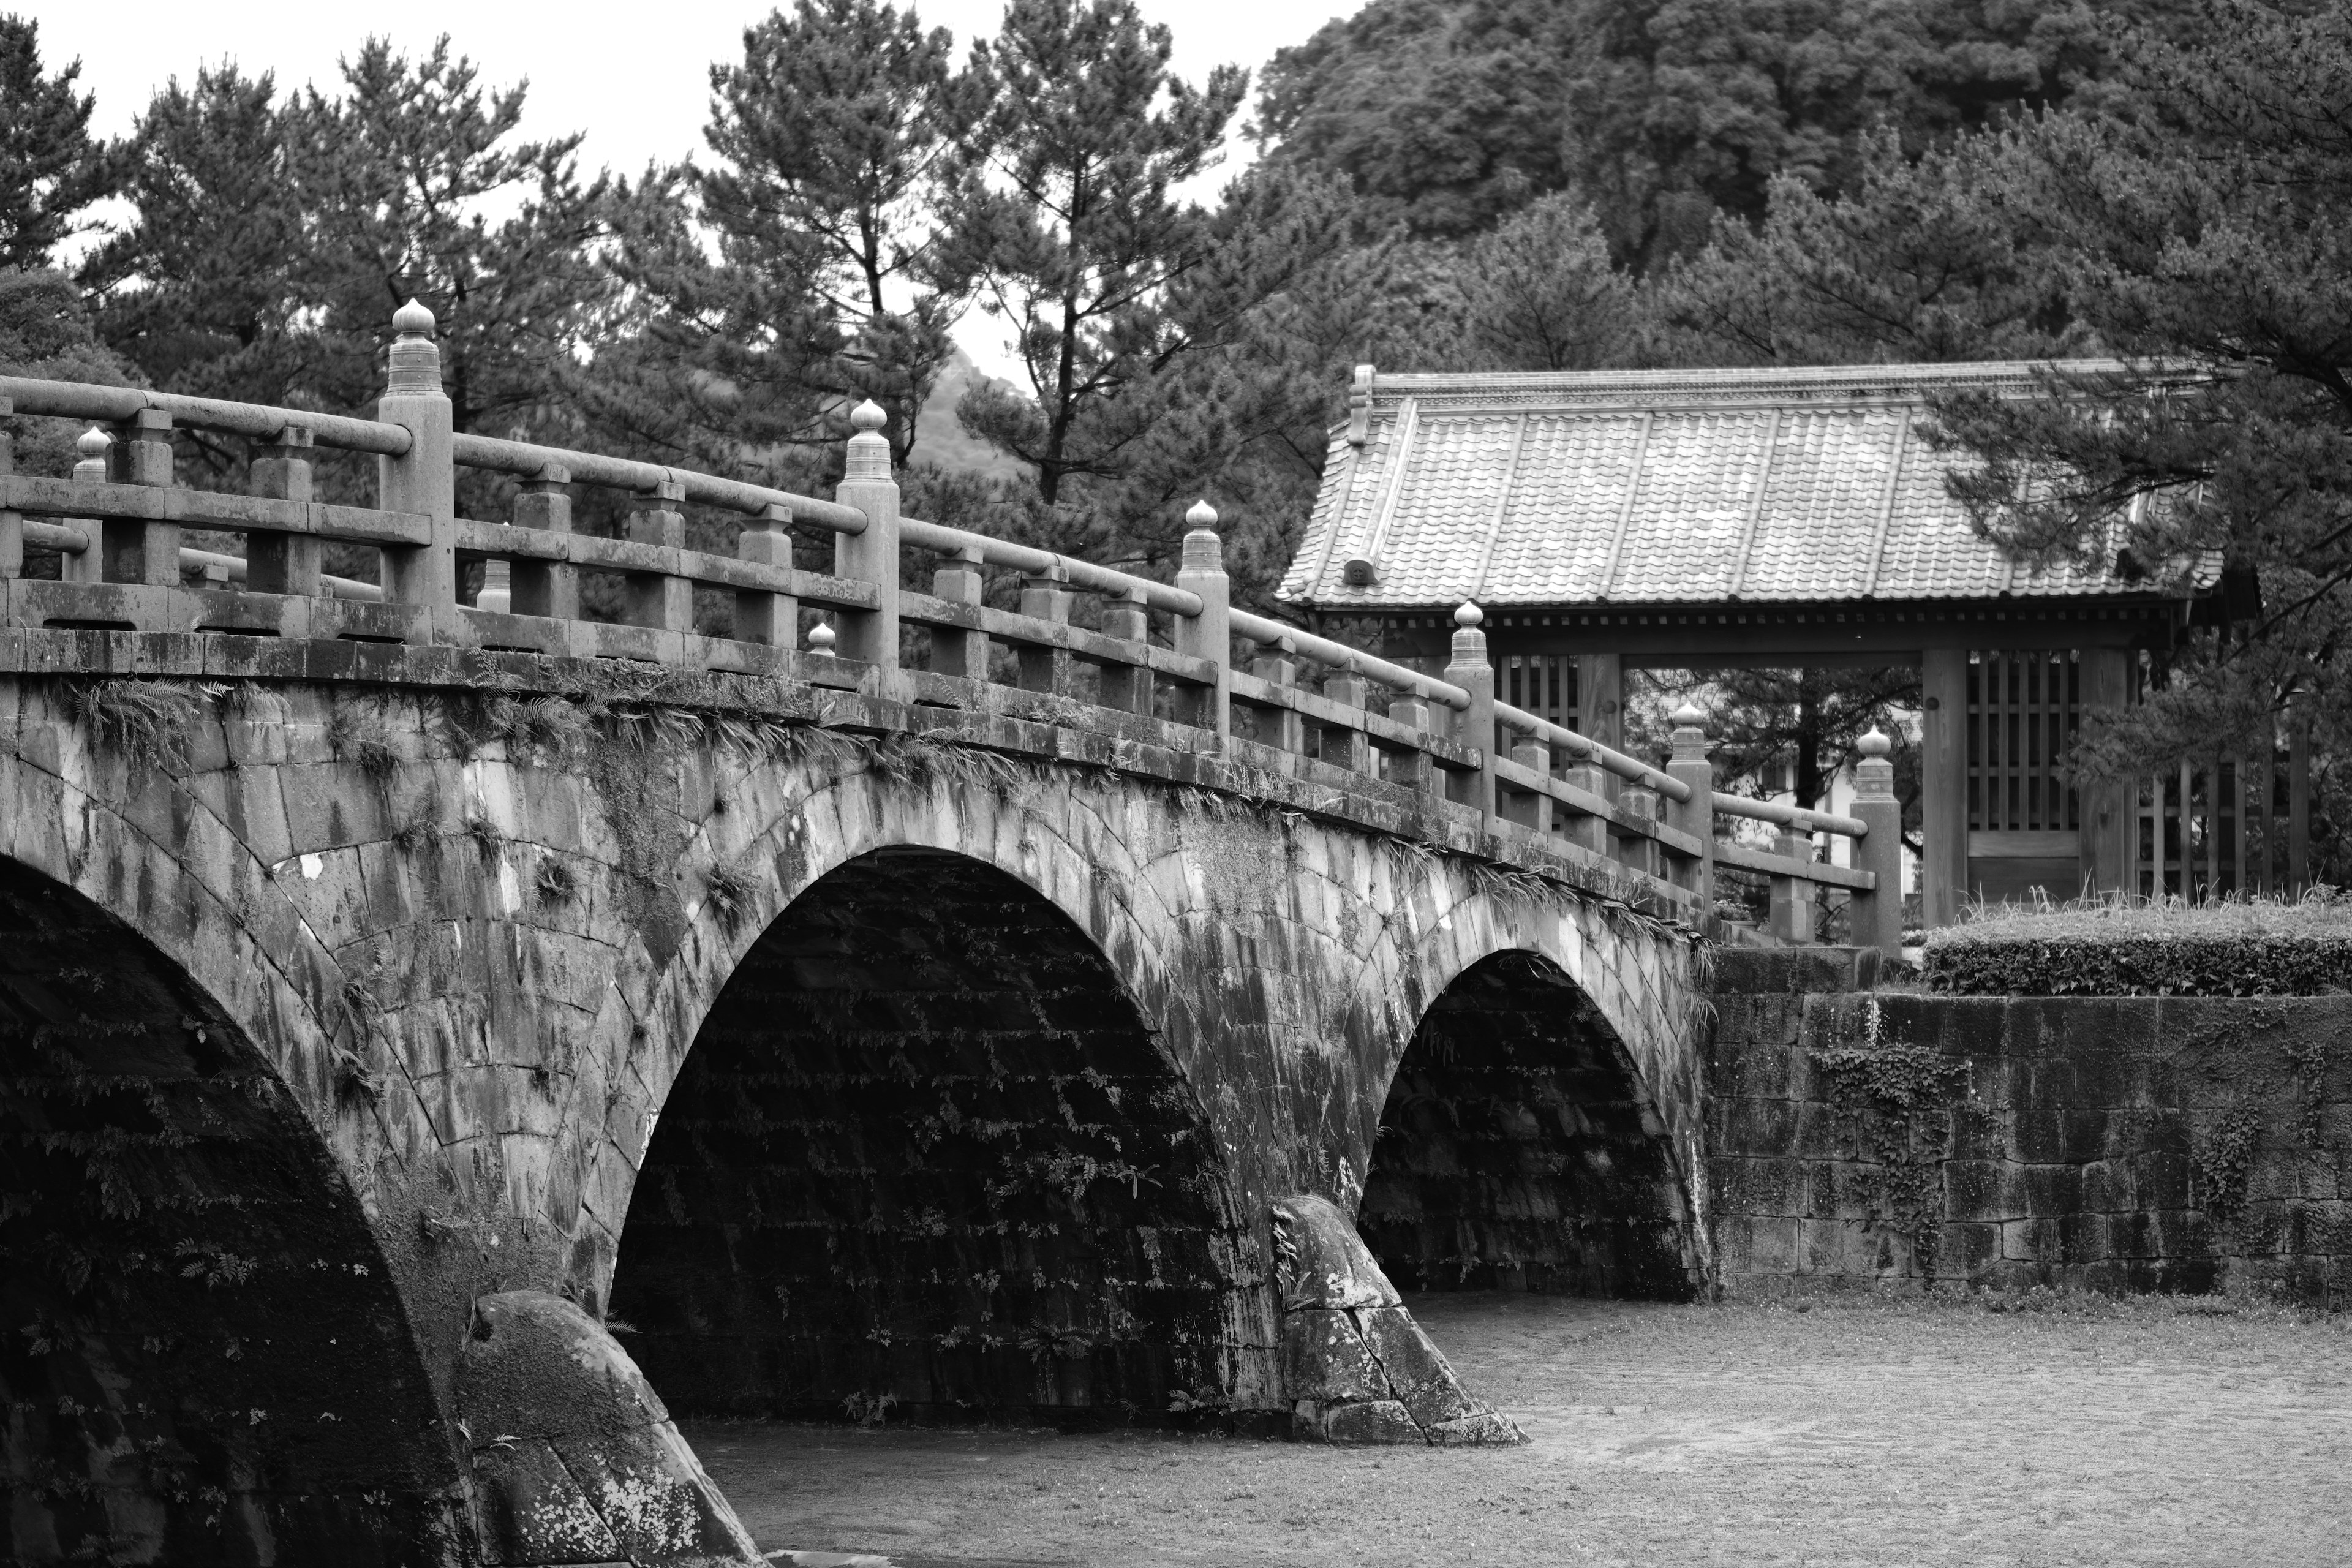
{"left": 611, "top": 848, "right": 1244, "bottom": 1427}
{"left": 1362, "top": 951, "right": 1697, "bottom": 1301}
{"left": 0, "top": 859, "right": 452, "bottom": 1566}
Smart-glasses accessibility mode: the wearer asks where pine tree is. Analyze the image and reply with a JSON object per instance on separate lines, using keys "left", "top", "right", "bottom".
{"left": 1909, "top": 0, "right": 2352, "bottom": 860}
{"left": 0, "top": 17, "right": 110, "bottom": 271}
{"left": 83, "top": 64, "right": 309, "bottom": 410}
{"left": 699, "top": 0, "right": 979, "bottom": 461}
{"left": 293, "top": 37, "right": 618, "bottom": 434}
{"left": 1651, "top": 126, "right": 2086, "bottom": 366}
{"left": 1444, "top": 193, "right": 1637, "bottom": 371}
{"left": 931, "top": 0, "right": 1247, "bottom": 507}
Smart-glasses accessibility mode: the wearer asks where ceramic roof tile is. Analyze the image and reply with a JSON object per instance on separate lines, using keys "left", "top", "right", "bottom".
{"left": 1479, "top": 413, "right": 1645, "bottom": 601}
{"left": 1279, "top": 360, "right": 2209, "bottom": 610}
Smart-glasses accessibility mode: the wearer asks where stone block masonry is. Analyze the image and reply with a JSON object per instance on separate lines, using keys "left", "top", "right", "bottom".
{"left": 0, "top": 657, "right": 1703, "bottom": 1564}
{"left": 1706, "top": 965, "right": 2352, "bottom": 1298}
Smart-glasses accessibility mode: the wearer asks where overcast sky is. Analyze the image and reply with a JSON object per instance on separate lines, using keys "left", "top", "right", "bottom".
{"left": 41, "top": 0, "right": 1350, "bottom": 382}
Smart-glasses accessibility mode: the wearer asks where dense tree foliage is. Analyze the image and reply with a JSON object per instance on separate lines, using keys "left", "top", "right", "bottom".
{"left": 1254, "top": 0, "right": 2201, "bottom": 267}
{"left": 0, "top": 20, "right": 107, "bottom": 271}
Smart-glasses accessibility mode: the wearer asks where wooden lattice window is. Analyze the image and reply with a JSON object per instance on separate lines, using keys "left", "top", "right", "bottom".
{"left": 1501, "top": 655, "right": 1578, "bottom": 731}
{"left": 1967, "top": 651, "right": 2082, "bottom": 835}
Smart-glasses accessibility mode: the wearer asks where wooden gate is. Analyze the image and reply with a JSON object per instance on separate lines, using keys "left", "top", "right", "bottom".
{"left": 1966, "top": 650, "right": 2086, "bottom": 903}
{"left": 2132, "top": 731, "right": 2312, "bottom": 898}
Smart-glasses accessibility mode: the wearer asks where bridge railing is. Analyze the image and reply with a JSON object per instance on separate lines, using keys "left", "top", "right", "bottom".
{"left": 0, "top": 300, "right": 1906, "bottom": 952}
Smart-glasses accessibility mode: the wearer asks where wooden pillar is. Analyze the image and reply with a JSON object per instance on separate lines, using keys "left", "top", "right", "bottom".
{"left": 1921, "top": 647, "right": 1970, "bottom": 927}
{"left": 1575, "top": 653, "right": 1623, "bottom": 752}
{"left": 2290, "top": 703, "right": 2312, "bottom": 893}
{"left": 2076, "top": 647, "right": 2132, "bottom": 896}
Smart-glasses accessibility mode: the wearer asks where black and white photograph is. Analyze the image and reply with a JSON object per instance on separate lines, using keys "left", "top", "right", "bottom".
{"left": 1, "top": 0, "right": 2345, "bottom": 1562}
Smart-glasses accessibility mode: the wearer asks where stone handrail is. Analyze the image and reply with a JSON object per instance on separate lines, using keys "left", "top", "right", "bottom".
{"left": 0, "top": 300, "right": 1912, "bottom": 952}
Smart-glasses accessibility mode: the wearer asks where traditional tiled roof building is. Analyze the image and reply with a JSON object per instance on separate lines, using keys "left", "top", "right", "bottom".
{"left": 1280, "top": 362, "right": 2232, "bottom": 922}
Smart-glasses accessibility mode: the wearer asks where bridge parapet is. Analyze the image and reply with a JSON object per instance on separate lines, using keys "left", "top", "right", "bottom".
{"left": 0, "top": 301, "right": 1893, "bottom": 948}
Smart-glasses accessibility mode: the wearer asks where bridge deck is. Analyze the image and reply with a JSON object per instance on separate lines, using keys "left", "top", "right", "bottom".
{"left": 0, "top": 301, "right": 1898, "bottom": 949}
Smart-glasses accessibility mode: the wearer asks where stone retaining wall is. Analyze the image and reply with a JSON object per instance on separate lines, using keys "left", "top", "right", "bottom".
{"left": 1705, "top": 954, "right": 2352, "bottom": 1299}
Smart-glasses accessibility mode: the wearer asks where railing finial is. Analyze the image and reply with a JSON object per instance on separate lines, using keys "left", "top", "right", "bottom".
{"left": 1180, "top": 503, "right": 1222, "bottom": 572}
{"left": 385, "top": 298, "right": 443, "bottom": 396}
{"left": 1670, "top": 701, "right": 1709, "bottom": 766}
{"left": 843, "top": 399, "right": 892, "bottom": 483}
{"left": 1854, "top": 724, "right": 1897, "bottom": 803}
{"left": 75, "top": 427, "right": 111, "bottom": 462}
{"left": 1453, "top": 600, "right": 1483, "bottom": 628}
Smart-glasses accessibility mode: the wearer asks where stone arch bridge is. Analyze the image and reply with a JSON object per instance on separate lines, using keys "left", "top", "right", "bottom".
{"left": 0, "top": 306, "right": 1883, "bottom": 1564}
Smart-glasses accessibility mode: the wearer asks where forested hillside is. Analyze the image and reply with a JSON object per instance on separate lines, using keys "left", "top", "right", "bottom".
{"left": 1254, "top": 0, "right": 2206, "bottom": 267}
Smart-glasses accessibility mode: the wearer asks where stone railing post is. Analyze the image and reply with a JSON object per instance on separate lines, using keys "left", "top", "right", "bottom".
{"left": 1664, "top": 702, "right": 1716, "bottom": 918}
{"left": 247, "top": 425, "right": 320, "bottom": 596}
{"left": 834, "top": 400, "right": 900, "bottom": 677}
{"left": 1444, "top": 602, "right": 1496, "bottom": 823}
{"left": 1850, "top": 726, "right": 1904, "bottom": 956}
{"left": 1251, "top": 637, "right": 1306, "bottom": 753}
{"left": 627, "top": 478, "right": 692, "bottom": 633}
{"left": 1619, "top": 785, "right": 1662, "bottom": 883}
{"left": 106, "top": 406, "right": 176, "bottom": 586}
{"left": 732, "top": 500, "right": 796, "bottom": 647}
{"left": 1385, "top": 692, "right": 1436, "bottom": 793}
{"left": 66, "top": 429, "right": 107, "bottom": 584}
{"left": 1503, "top": 734, "right": 1550, "bottom": 834}
{"left": 377, "top": 300, "right": 456, "bottom": 622}
{"left": 1172, "top": 502, "right": 1229, "bottom": 739}
{"left": 513, "top": 466, "right": 579, "bottom": 621}
{"left": 1324, "top": 673, "right": 1371, "bottom": 773}
{"left": 929, "top": 544, "right": 989, "bottom": 679}
{"left": 1769, "top": 829, "right": 1815, "bottom": 943}
{"left": 1098, "top": 586, "right": 1152, "bottom": 714}
{"left": 1018, "top": 564, "right": 1075, "bottom": 695}
{"left": 0, "top": 394, "right": 18, "bottom": 578}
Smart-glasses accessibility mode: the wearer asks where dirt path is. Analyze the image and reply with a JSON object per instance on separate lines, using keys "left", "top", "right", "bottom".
{"left": 685, "top": 1293, "right": 2352, "bottom": 1567}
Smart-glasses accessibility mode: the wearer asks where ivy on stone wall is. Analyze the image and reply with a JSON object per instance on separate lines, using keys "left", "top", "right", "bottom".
{"left": 1814, "top": 1001, "right": 1967, "bottom": 1278}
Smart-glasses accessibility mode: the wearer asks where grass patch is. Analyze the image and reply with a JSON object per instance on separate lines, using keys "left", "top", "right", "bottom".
{"left": 1925, "top": 892, "right": 2352, "bottom": 995}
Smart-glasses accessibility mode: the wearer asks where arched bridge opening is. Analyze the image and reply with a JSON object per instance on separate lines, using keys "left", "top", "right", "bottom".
{"left": 610, "top": 848, "right": 1245, "bottom": 1427}
{"left": 1361, "top": 951, "right": 1697, "bottom": 1302}
{"left": 0, "top": 859, "right": 453, "bottom": 1566}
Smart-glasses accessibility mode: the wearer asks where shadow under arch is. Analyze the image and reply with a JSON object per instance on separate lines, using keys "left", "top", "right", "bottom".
{"left": 1360, "top": 948, "right": 1698, "bottom": 1301}
{"left": 0, "top": 857, "right": 454, "bottom": 1566}
{"left": 609, "top": 846, "right": 1245, "bottom": 1425}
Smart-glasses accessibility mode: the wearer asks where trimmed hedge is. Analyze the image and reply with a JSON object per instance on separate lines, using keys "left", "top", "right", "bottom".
{"left": 1926, "top": 902, "right": 2352, "bottom": 995}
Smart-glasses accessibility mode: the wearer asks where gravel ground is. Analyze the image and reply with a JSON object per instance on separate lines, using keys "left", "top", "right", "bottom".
{"left": 685, "top": 1291, "right": 2352, "bottom": 1567}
